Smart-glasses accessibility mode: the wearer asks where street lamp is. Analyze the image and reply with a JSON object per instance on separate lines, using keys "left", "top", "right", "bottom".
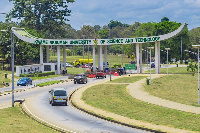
{"left": 1, "top": 13, "right": 15, "bottom": 107}
{"left": 82, "top": 34, "right": 85, "bottom": 74}
{"left": 192, "top": 45, "right": 200, "bottom": 105}
{"left": 147, "top": 47, "right": 154, "bottom": 85}
{"left": 165, "top": 48, "right": 170, "bottom": 75}
{"left": 181, "top": 36, "right": 182, "bottom": 64}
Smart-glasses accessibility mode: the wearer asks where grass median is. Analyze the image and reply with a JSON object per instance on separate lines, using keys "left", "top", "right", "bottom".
{"left": 82, "top": 76, "right": 200, "bottom": 132}
{"left": 0, "top": 106, "right": 57, "bottom": 133}
{"left": 145, "top": 74, "right": 200, "bottom": 107}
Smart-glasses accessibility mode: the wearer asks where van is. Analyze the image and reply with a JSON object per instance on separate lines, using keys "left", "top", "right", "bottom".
{"left": 49, "top": 88, "right": 68, "bottom": 106}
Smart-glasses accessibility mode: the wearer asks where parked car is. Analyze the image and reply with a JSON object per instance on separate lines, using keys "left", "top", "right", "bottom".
{"left": 74, "top": 74, "right": 87, "bottom": 84}
{"left": 96, "top": 70, "right": 106, "bottom": 78}
{"left": 117, "top": 68, "right": 126, "bottom": 75}
{"left": 17, "top": 77, "right": 32, "bottom": 86}
{"left": 49, "top": 88, "right": 68, "bottom": 106}
{"left": 66, "top": 63, "right": 73, "bottom": 67}
{"left": 81, "top": 64, "right": 90, "bottom": 68}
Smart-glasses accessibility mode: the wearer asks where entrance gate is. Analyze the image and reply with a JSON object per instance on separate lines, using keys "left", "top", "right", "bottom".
{"left": 11, "top": 23, "right": 187, "bottom": 75}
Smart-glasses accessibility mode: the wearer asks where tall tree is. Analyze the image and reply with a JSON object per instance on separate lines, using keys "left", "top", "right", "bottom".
{"left": 161, "top": 17, "right": 169, "bottom": 22}
{"left": 7, "top": 0, "right": 74, "bottom": 32}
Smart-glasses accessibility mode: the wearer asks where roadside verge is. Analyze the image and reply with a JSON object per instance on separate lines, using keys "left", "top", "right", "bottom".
{"left": 70, "top": 74, "right": 194, "bottom": 133}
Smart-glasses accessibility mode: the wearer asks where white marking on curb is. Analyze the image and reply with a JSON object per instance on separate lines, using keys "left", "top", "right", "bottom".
{"left": 23, "top": 103, "right": 76, "bottom": 133}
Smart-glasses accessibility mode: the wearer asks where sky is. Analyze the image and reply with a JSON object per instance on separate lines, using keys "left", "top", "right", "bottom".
{"left": 0, "top": 0, "right": 200, "bottom": 30}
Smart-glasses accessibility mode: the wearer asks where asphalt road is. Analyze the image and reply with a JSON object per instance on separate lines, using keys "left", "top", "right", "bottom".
{"left": 0, "top": 78, "right": 148, "bottom": 133}
{"left": 0, "top": 76, "right": 69, "bottom": 92}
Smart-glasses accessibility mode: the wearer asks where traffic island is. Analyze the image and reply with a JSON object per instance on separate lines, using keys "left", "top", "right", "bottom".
{"left": 69, "top": 74, "right": 194, "bottom": 133}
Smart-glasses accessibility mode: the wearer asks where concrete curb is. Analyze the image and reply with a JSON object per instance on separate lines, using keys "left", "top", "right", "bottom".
{"left": 20, "top": 102, "right": 75, "bottom": 133}
{"left": 69, "top": 74, "right": 195, "bottom": 133}
{"left": 69, "top": 75, "right": 166, "bottom": 133}
{"left": 70, "top": 98, "right": 165, "bottom": 133}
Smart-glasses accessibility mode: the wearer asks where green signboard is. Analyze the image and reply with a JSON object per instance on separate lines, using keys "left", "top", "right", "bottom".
{"left": 125, "top": 64, "right": 136, "bottom": 70}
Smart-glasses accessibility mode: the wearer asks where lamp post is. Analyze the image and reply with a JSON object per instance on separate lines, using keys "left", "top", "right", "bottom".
{"left": 147, "top": 47, "right": 154, "bottom": 85}
{"left": 181, "top": 36, "right": 182, "bottom": 64}
{"left": 1, "top": 13, "right": 15, "bottom": 107}
{"left": 82, "top": 34, "right": 85, "bottom": 74}
{"left": 192, "top": 45, "right": 200, "bottom": 105}
{"left": 165, "top": 48, "right": 170, "bottom": 75}
{"left": 11, "top": 30, "right": 14, "bottom": 107}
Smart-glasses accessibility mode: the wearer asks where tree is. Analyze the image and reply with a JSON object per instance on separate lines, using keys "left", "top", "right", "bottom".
{"left": 108, "top": 20, "right": 123, "bottom": 29}
{"left": 161, "top": 17, "right": 169, "bottom": 22}
{"left": 7, "top": 0, "right": 74, "bottom": 32}
{"left": 94, "top": 25, "right": 101, "bottom": 33}
{"left": 98, "top": 29, "right": 108, "bottom": 39}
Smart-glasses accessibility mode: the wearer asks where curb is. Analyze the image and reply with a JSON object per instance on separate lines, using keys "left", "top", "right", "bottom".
{"left": 68, "top": 76, "right": 166, "bottom": 133}
{"left": 70, "top": 99, "right": 165, "bottom": 133}
{"left": 20, "top": 101, "right": 75, "bottom": 133}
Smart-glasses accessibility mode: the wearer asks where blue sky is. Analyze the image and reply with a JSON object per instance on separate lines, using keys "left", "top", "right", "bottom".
{"left": 0, "top": 0, "right": 200, "bottom": 30}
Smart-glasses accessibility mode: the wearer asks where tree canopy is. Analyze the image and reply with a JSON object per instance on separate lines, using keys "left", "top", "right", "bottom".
{"left": 7, "top": 0, "right": 74, "bottom": 33}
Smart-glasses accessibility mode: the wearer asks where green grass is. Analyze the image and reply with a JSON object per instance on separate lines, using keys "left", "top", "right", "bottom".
{"left": 107, "top": 76, "right": 147, "bottom": 83}
{"left": 37, "top": 80, "right": 62, "bottom": 87}
{"left": 82, "top": 83, "right": 200, "bottom": 131}
{"left": 145, "top": 74, "right": 200, "bottom": 107}
{"left": 0, "top": 71, "right": 12, "bottom": 88}
{"left": 0, "top": 106, "right": 57, "bottom": 133}
{"left": 66, "top": 67, "right": 86, "bottom": 74}
{"left": 50, "top": 54, "right": 131, "bottom": 67}
{"left": 144, "top": 67, "right": 191, "bottom": 74}
{"left": 31, "top": 75, "right": 61, "bottom": 80}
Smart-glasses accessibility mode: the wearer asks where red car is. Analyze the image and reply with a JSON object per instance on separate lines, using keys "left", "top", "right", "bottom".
{"left": 82, "top": 64, "right": 90, "bottom": 68}
{"left": 96, "top": 70, "right": 106, "bottom": 78}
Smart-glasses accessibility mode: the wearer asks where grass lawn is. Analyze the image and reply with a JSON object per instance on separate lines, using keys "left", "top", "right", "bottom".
{"left": 145, "top": 74, "right": 200, "bottom": 107}
{"left": 37, "top": 80, "right": 62, "bottom": 87}
{"left": 31, "top": 75, "right": 61, "bottom": 80}
{"left": 0, "top": 71, "right": 12, "bottom": 88}
{"left": 50, "top": 54, "right": 131, "bottom": 67}
{"left": 0, "top": 106, "right": 57, "bottom": 133}
{"left": 144, "top": 67, "right": 192, "bottom": 74}
{"left": 107, "top": 76, "right": 147, "bottom": 83}
{"left": 82, "top": 83, "right": 200, "bottom": 131}
{"left": 66, "top": 67, "right": 86, "bottom": 74}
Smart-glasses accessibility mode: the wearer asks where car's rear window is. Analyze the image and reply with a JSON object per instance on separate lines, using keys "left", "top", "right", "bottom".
{"left": 54, "top": 90, "right": 67, "bottom": 96}
{"left": 75, "top": 76, "right": 82, "bottom": 78}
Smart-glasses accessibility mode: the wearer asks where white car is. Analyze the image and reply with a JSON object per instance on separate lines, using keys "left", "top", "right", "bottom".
{"left": 66, "top": 63, "right": 73, "bottom": 67}
{"left": 49, "top": 88, "right": 68, "bottom": 106}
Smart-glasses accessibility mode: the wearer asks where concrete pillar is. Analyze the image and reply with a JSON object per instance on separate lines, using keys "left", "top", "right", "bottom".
{"left": 155, "top": 42, "right": 159, "bottom": 74}
{"left": 136, "top": 43, "right": 140, "bottom": 74}
{"left": 98, "top": 46, "right": 100, "bottom": 69}
{"left": 40, "top": 45, "right": 44, "bottom": 72}
{"left": 104, "top": 46, "right": 108, "bottom": 68}
{"left": 99, "top": 45, "right": 103, "bottom": 70}
{"left": 63, "top": 45, "right": 66, "bottom": 71}
{"left": 40, "top": 45, "right": 43, "bottom": 64}
{"left": 93, "top": 45, "right": 96, "bottom": 72}
{"left": 158, "top": 41, "right": 161, "bottom": 73}
{"left": 57, "top": 45, "right": 60, "bottom": 74}
{"left": 46, "top": 45, "right": 49, "bottom": 63}
{"left": 139, "top": 44, "right": 143, "bottom": 73}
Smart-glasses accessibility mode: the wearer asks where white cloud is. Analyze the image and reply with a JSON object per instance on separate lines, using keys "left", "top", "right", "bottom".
{"left": 0, "top": 0, "right": 200, "bottom": 30}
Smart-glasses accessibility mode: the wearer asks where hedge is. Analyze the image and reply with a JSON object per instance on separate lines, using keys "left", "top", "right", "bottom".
{"left": 20, "top": 71, "right": 55, "bottom": 77}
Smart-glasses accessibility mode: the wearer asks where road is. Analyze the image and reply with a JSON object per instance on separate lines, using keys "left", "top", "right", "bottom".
{"left": 0, "top": 77, "right": 148, "bottom": 133}
{"left": 0, "top": 76, "right": 69, "bottom": 93}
